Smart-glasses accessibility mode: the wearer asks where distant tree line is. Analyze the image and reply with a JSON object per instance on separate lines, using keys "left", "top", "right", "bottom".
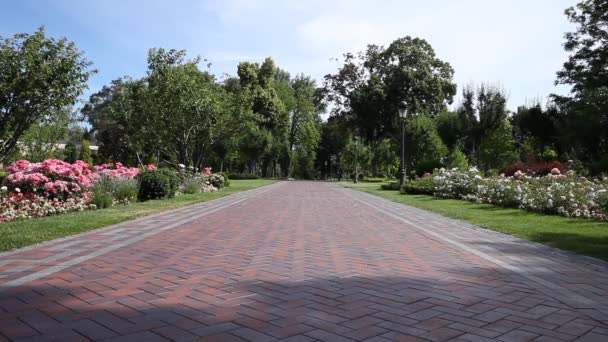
{"left": 1, "top": 0, "right": 606, "bottom": 179}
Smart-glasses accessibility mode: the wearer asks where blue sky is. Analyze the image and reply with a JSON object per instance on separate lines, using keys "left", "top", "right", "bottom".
{"left": 1, "top": 0, "right": 576, "bottom": 112}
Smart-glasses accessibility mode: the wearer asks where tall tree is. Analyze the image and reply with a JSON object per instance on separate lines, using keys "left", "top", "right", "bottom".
{"left": 0, "top": 27, "right": 94, "bottom": 162}
{"left": 554, "top": 0, "right": 608, "bottom": 165}
{"left": 324, "top": 37, "right": 456, "bottom": 142}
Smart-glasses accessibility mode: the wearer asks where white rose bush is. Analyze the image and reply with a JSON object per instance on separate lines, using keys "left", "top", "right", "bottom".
{"left": 427, "top": 167, "right": 608, "bottom": 221}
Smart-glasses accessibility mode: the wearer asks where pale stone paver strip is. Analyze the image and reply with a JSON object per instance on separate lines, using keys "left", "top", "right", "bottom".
{"left": 0, "top": 181, "right": 606, "bottom": 341}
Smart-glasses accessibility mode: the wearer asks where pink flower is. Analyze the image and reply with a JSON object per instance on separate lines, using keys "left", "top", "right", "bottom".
{"left": 202, "top": 167, "right": 212, "bottom": 175}
{"left": 423, "top": 172, "right": 431, "bottom": 178}
{"left": 145, "top": 164, "right": 157, "bottom": 171}
{"left": 550, "top": 168, "right": 561, "bottom": 175}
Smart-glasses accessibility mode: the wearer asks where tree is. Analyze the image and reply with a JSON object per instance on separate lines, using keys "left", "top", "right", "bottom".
{"left": 435, "top": 111, "right": 463, "bottom": 152}
{"left": 19, "top": 108, "right": 74, "bottom": 162}
{"left": 145, "top": 48, "right": 226, "bottom": 168}
{"left": 82, "top": 78, "right": 149, "bottom": 165}
{"left": 404, "top": 114, "right": 449, "bottom": 176}
{"left": 324, "top": 37, "right": 456, "bottom": 142}
{"left": 553, "top": 0, "right": 608, "bottom": 164}
{"left": 64, "top": 142, "right": 77, "bottom": 163}
{"left": 479, "top": 120, "right": 518, "bottom": 172}
{"left": 457, "top": 84, "right": 509, "bottom": 165}
{"left": 0, "top": 27, "right": 94, "bottom": 162}
{"left": 79, "top": 139, "right": 93, "bottom": 165}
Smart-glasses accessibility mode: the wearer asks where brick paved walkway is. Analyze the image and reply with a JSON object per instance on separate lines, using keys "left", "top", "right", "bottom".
{"left": 0, "top": 182, "right": 607, "bottom": 341}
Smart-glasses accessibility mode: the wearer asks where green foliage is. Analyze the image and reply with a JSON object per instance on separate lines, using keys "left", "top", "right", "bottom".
{"left": 552, "top": 0, "right": 608, "bottom": 164}
{"left": 542, "top": 147, "right": 558, "bottom": 161}
{"left": 363, "top": 177, "right": 386, "bottom": 183}
{"left": 227, "top": 173, "right": 260, "bottom": 180}
{"left": 324, "top": 36, "right": 456, "bottom": 142}
{"left": 449, "top": 148, "right": 469, "bottom": 170}
{"left": 206, "top": 174, "right": 226, "bottom": 188}
{"left": 405, "top": 114, "right": 448, "bottom": 176}
{"left": 402, "top": 177, "right": 435, "bottom": 195}
{"left": 137, "top": 169, "right": 180, "bottom": 201}
{"left": 94, "top": 174, "right": 138, "bottom": 205}
{"left": 92, "top": 191, "right": 113, "bottom": 209}
{"left": 63, "top": 142, "right": 77, "bottom": 163}
{"left": 79, "top": 139, "right": 93, "bottom": 166}
{"left": 0, "top": 169, "right": 8, "bottom": 183}
{"left": 216, "top": 172, "right": 230, "bottom": 187}
{"left": 182, "top": 178, "right": 202, "bottom": 194}
{"left": 435, "top": 111, "right": 462, "bottom": 151}
{"left": 380, "top": 181, "right": 400, "bottom": 191}
{"left": 0, "top": 27, "right": 94, "bottom": 163}
{"left": 479, "top": 120, "right": 518, "bottom": 171}
{"left": 19, "top": 108, "right": 74, "bottom": 162}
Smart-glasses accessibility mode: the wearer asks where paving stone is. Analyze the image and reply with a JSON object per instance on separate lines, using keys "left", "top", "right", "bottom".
{"left": 0, "top": 182, "right": 607, "bottom": 342}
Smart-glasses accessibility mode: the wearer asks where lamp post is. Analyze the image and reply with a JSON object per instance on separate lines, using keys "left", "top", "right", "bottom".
{"left": 330, "top": 155, "right": 336, "bottom": 180}
{"left": 398, "top": 101, "right": 408, "bottom": 187}
{"left": 354, "top": 136, "right": 359, "bottom": 184}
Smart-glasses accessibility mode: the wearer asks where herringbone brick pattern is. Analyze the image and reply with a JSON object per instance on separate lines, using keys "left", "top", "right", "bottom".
{"left": 0, "top": 181, "right": 607, "bottom": 341}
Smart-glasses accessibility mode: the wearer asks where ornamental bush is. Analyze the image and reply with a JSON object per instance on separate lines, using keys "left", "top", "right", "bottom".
{"left": 217, "top": 172, "right": 230, "bottom": 187}
{"left": 137, "top": 169, "right": 180, "bottom": 201}
{"left": 402, "top": 176, "right": 435, "bottom": 195}
{"left": 227, "top": 173, "right": 259, "bottom": 180}
{"left": 432, "top": 167, "right": 482, "bottom": 199}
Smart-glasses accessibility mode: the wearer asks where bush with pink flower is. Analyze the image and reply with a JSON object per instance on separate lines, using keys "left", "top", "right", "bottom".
{"left": 3, "top": 159, "right": 96, "bottom": 201}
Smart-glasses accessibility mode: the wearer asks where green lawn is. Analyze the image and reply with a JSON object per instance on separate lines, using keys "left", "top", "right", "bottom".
{"left": 0, "top": 179, "right": 276, "bottom": 253}
{"left": 340, "top": 182, "right": 608, "bottom": 261}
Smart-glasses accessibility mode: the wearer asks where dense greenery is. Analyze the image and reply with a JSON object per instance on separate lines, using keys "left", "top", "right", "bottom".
{"left": 1, "top": 0, "right": 607, "bottom": 179}
{"left": 0, "top": 27, "right": 94, "bottom": 163}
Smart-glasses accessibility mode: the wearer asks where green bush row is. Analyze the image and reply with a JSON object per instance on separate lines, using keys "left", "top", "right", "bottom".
{"left": 227, "top": 173, "right": 259, "bottom": 180}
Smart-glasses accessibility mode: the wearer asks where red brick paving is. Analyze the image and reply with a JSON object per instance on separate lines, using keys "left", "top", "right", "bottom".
{"left": 0, "top": 181, "right": 607, "bottom": 341}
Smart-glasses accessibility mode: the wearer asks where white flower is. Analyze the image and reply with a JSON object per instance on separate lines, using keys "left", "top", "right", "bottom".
{"left": 178, "top": 164, "right": 186, "bottom": 169}
{"left": 14, "top": 187, "right": 21, "bottom": 193}
{"left": 0, "top": 186, "right": 7, "bottom": 192}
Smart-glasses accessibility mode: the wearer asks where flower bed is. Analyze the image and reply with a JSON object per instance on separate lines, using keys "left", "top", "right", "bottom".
{"left": 426, "top": 167, "right": 608, "bottom": 221}
{"left": 1, "top": 159, "right": 226, "bottom": 223}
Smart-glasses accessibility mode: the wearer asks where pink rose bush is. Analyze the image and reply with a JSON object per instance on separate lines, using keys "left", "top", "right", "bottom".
{"left": 1, "top": 160, "right": 159, "bottom": 223}
{"left": 94, "top": 162, "right": 139, "bottom": 179}
{"left": 1, "top": 159, "right": 98, "bottom": 223}
{"left": 4, "top": 159, "right": 96, "bottom": 200}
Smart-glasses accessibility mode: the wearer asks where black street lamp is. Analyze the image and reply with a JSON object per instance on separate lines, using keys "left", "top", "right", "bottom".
{"left": 354, "top": 136, "right": 359, "bottom": 184}
{"left": 398, "top": 101, "right": 408, "bottom": 187}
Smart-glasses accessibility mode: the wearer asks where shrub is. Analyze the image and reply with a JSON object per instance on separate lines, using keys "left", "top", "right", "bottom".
{"left": 3, "top": 159, "right": 96, "bottom": 201}
{"left": 433, "top": 167, "right": 482, "bottom": 199}
{"left": 503, "top": 160, "right": 565, "bottom": 177}
{"left": 402, "top": 176, "right": 435, "bottom": 195}
{"left": 92, "top": 191, "right": 113, "bottom": 209}
{"left": 380, "top": 181, "right": 400, "bottom": 191}
{"left": 449, "top": 148, "right": 469, "bottom": 170}
{"left": 227, "top": 173, "right": 259, "bottom": 180}
{"left": 217, "top": 172, "right": 230, "bottom": 187}
{"left": 206, "top": 173, "right": 225, "bottom": 188}
{"left": 79, "top": 139, "right": 93, "bottom": 166}
{"left": 112, "top": 179, "right": 138, "bottom": 204}
{"left": 181, "top": 177, "right": 202, "bottom": 194}
{"left": 363, "top": 177, "right": 386, "bottom": 183}
{"left": 137, "top": 169, "right": 180, "bottom": 201}
{"left": 0, "top": 169, "right": 8, "bottom": 183}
